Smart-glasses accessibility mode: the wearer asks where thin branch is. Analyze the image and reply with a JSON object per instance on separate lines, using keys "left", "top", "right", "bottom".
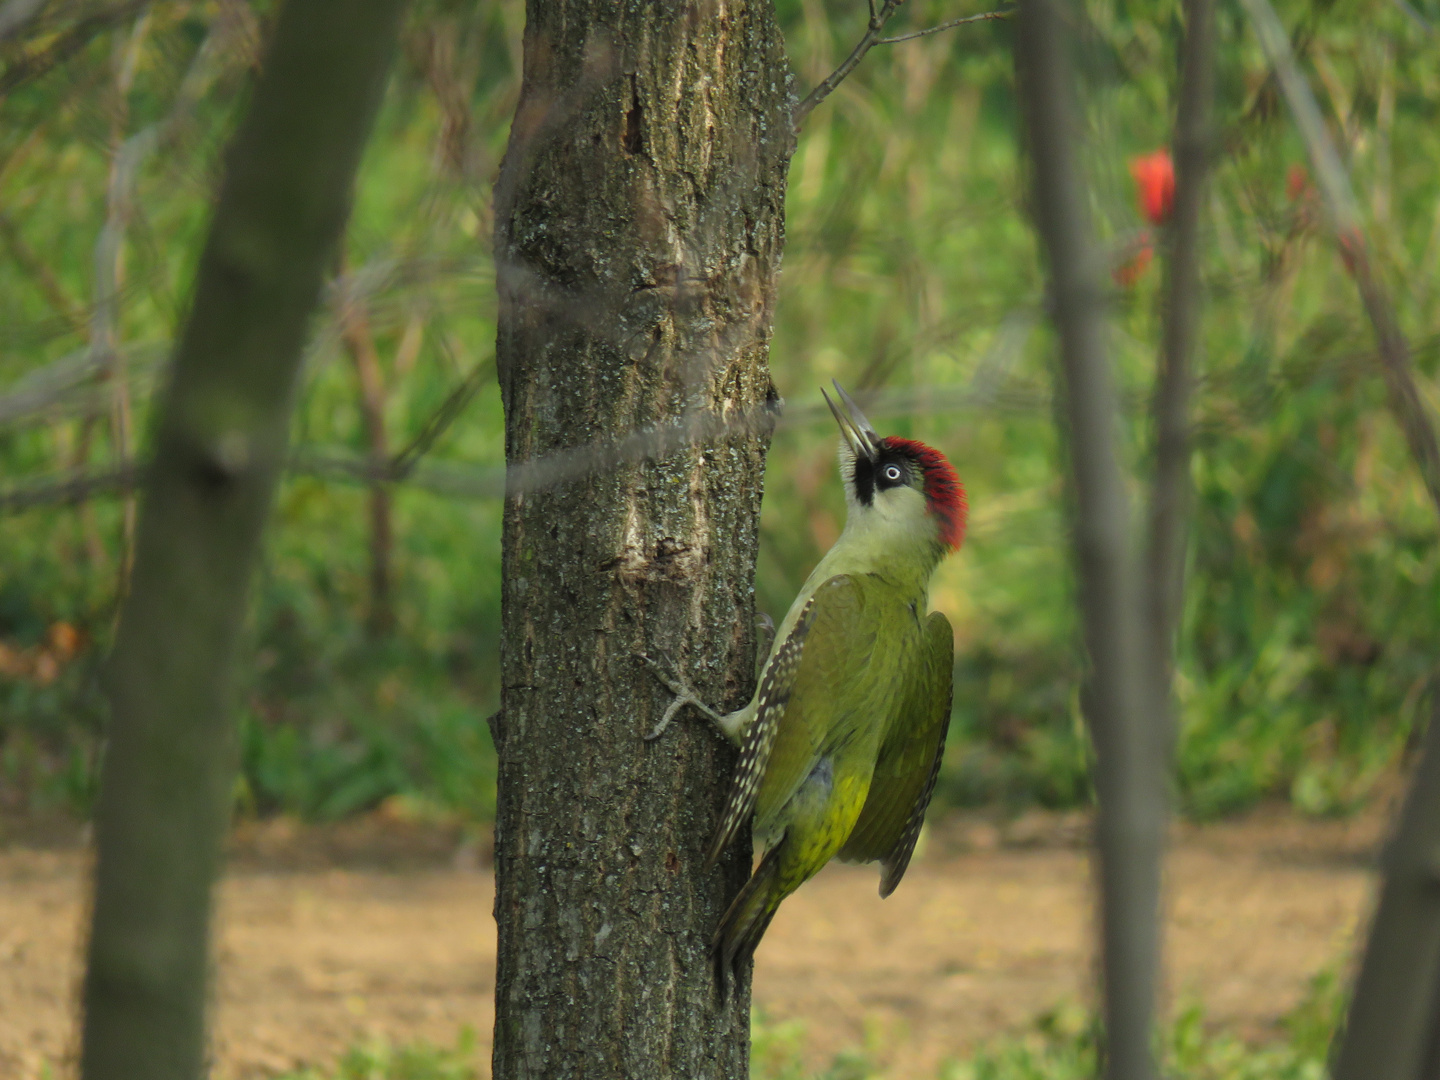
{"left": 793, "top": 0, "right": 902, "bottom": 131}
{"left": 876, "top": 9, "right": 1011, "bottom": 45}
{"left": 338, "top": 284, "right": 395, "bottom": 635}
{"left": 1144, "top": 0, "right": 1214, "bottom": 761}
{"left": 31, "top": 326, "right": 1439, "bottom": 517}
{"left": 390, "top": 351, "right": 494, "bottom": 477}
{"left": 11, "top": 316, "right": 1436, "bottom": 517}
{"left": 1017, "top": 2, "right": 1160, "bottom": 1079}
{"left": 794, "top": 4, "right": 1010, "bottom": 129}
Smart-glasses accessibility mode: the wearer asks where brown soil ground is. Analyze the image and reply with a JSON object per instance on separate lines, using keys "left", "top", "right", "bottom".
{"left": 0, "top": 804, "right": 1388, "bottom": 1079}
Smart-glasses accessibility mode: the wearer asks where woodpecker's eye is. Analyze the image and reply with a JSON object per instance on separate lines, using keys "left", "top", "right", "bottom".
{"left": 883, "top": 464, "right": 903, "bottom": 482}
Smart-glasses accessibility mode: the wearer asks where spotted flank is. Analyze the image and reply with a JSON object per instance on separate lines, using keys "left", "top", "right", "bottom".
{"left": 704, "top": 595, "right": 821, "bottom": 868}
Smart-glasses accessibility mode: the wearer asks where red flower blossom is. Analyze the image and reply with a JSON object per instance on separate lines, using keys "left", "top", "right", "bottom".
{"left": 1129, "top": 150, "right": 1175, "bottom": 226}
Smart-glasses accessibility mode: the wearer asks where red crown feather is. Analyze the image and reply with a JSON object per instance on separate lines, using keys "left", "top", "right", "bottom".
{"left": 881, "top": 436, "right": 967, "bottom": 553}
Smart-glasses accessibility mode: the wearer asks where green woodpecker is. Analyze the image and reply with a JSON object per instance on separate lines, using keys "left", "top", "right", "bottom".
{"left": 645, "top": 381, "right": 966, "bottom": 979}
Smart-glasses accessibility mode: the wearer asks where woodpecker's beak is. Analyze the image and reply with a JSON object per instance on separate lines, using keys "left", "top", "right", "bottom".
{"left": 823, "top": 380, "right": 881, "bottom": 463}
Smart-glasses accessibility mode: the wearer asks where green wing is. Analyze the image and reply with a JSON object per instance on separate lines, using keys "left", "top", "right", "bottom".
{"left": 706, "top": 575, "right": 874, "bottom": 866}
{"left": 838, "top": 609, "right": 954, "bottom": 897}
{"left": 753, "top": 575, "right": 884, "bottom": 834}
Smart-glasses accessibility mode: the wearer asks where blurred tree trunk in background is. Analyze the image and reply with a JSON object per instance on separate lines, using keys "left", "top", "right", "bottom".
{"left": 79, "top": 0, "right": 406, "bottom": 1076}
{"left": 1018, "top": 2, "right": 1160, "bottom": 1078}
{"left": 340, "top": 294, "right": 396, "bottom": 637}
{"left": 1334, "top": 697, "right": 1440, "bottom": 1079}
{"left": 490, "top": 1, "right": 793, "bottom": 1076}
{"left": 1145, "top": 0, "right": 1212, "bottom": 761}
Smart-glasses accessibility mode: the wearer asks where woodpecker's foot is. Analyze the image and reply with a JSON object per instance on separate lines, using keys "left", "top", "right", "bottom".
{"left": 638, "top": 653, "right": 728, "bottom": 742}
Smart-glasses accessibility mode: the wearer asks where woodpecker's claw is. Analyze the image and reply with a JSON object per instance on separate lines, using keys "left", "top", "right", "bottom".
{"left": 638, "top": 653, "right": 728, "bottom": 741}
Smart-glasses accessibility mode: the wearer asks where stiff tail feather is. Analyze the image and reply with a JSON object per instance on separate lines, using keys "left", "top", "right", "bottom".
{"left": 713, "top": 844, "right": 785, "bottom": 997}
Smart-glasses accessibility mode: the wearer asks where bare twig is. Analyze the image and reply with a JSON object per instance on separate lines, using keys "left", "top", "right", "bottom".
{"left": 1145, "top": 0, "right": 1214, "bottom": 762}
{"left": 389, "top": 351, "right": 493, "bottom": 477}
{"left": 793, "top": 4, "right": 1009, "bottom": 131}
{"left": 794, "top": 0, "right": 901, "bottom": 132}
{"left": 1239, "top": 0, "right": 1440, "bottom": 523}
{"left": 876, "top": 9, "right": 1010, "bottom": 45}
{"left": 1017, "top": 3, "right": 1160, "bottom": 1079}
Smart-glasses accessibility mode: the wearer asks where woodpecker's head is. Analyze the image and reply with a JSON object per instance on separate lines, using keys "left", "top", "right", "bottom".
{"left": 823, "top": 380, "right": 967, "bottom": 556}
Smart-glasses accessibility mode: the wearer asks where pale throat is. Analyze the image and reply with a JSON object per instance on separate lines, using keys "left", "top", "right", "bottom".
{"left": 816, "top": 487, "right": 943, "bottom": 600}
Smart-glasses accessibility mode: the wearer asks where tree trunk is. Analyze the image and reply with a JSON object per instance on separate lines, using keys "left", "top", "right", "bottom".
{"left": 1144, "top": 0, "right": 1212, "bottom": 759}
{"left": 1017, "top": 3, "right": 1161, "bottom": 1078}
{"left": 490, "top": 2, "right": 793, "bottom": 1077}
{"left": 79, "top": 1, "right": 405, "bottom": 1076}
{"left": 1334, "top": 696, "right": 1440, "bottom": 1079}
{"left": 340, "top": 297, "right": 396, "bottom": 637}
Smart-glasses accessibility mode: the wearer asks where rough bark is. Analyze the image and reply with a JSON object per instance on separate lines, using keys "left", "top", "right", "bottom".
{"left": 79, "top": 0, "right": 405, "bottom": 1076}
{"left": 491, "top": 2, "right": 793, "bottom": 1078}
{"left": 1017, "top": 3, "right": 1161, "bottom": 1079}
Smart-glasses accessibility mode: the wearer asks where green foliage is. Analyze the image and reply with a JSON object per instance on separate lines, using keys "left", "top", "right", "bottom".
{"left": 277, "top": 1028, "right": 482, "bottom": 1080}
{"left": 749, "top": 964, "right": 1347, "bottom": 1079}
{"left": 233, "top": 485, "right": 502, "bottom": 820}
{"left": 941, "top": 982, "right": 1339, "bottom": 1080}
{"left": 4, "top": 0, "right": 1440, "bottom": 821}
{"left": 35, "top": 970, "right": 1347, "bottom": 1079}
{"left": 752, "top": 1011, "right": 882, "bottom": 1080}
